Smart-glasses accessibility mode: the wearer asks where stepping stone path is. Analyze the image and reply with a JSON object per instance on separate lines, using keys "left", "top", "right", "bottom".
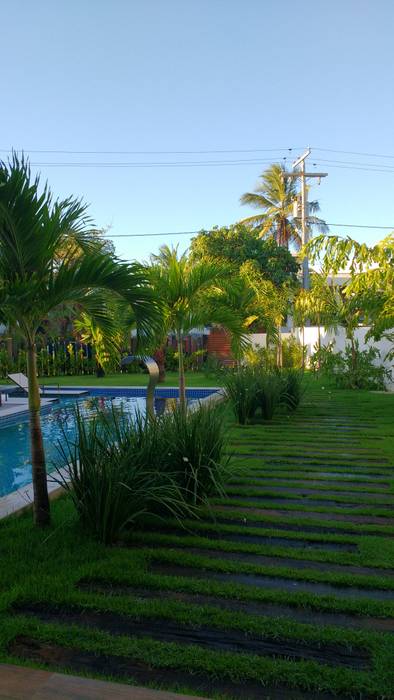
{"left": 11, "top": 386, "right": 394, "bottom": 699}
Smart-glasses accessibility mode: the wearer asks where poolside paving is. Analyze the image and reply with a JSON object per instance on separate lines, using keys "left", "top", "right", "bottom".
{"left": 0, "top": 664, "right": 207, "bottom": 700}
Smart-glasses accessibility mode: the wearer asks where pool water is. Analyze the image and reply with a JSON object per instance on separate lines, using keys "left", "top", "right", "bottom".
{"left": 0, "top": 390, "right": 210, "bottom": 497}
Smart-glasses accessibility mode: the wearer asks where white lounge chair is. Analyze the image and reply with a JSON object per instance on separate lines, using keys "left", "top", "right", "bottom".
{"left": 7, "top": 373, "right": 88, "bottom": 397}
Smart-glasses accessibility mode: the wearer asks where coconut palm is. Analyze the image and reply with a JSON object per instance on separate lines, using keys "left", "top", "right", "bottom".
{"left": 148, "top": 246, "right": 248, "bottom": 405}
{"left": 240, "top": 163, "right": 328, "bottom": 248}
{"left": 0, "top": 156, "right": 159, "bottom": 527}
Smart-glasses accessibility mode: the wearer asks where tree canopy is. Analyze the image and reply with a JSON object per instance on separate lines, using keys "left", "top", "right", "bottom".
{"left": 190, "top": 223, "right": 299, "bottom": 286}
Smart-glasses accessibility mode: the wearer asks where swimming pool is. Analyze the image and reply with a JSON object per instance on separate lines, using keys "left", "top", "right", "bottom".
{"left": 0, "top": 387, "right": 218, "bottom": 498}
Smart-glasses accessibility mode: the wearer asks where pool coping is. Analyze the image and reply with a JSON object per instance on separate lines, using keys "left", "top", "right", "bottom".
{"left": 0, "top": 389, "right": 225, "bottom": 522}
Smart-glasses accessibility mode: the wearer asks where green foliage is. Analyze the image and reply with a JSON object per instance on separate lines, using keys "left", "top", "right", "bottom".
{"left": 281, "top": 336, "right": 305, "bottom": 369}
{"left": 240, "top": 163, "right": 327, "bottom": 248}
{"left": 244, "top": 345, "right": 276, "bottom": 371}
{"left": 255, "top": 371, "right": 283, "bottom": 420}
{"left": 56, "top": 401, "right": 230, "bottom": 541}
{"left": 305, "top": 233, "right": 394, "bottom": 360}
{"left": 280, "top": 368, "right": 305, "bottom": 410}
{"left": 224, "top": 366, "right": 304, "bottom": 423}
{"left": 56, "top": 407, "right": 189, "bottom": 544}
{"left": 160, "top": 403, "right": 230, "bottom": 505}
{"left": 311, "top": 341, "right": 391, "bottom": 390}
{"left": 223, "top": 367, "right": 259, "bottom": 425}
{"left": 190, "top": 224, "right": 299, "bottom": 285}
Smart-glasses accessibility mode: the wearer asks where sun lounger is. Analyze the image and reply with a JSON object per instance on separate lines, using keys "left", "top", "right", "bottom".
{"left": 7, "top": 373, "right": 89, "bottom": 397}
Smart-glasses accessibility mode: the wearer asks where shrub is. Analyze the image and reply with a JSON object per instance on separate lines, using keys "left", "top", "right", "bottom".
{"left": 280, "top": 368, "right": 304, "bottom": 410}
{"left": 311, "top": 341, "right": 391, "bottom": 390}
{"left": 161, "top": 403, "right": 230, "bottom": 505}
{"left": 56, "top": 400, "right": 230, "bottom": 541}
{"left": 243, "top": 346, "right": 276, "bottom": 371}
{"left": 164, "top": 346, "right": 178, "bottom": 371}
{"left": 223, "top": 367, "right": 258, "bottom": 424}
{"left": 255, "top": 371, "right": 283, "bottom": 420}
{"left": 282, "top": 336, "right": 306, "bottom": 369}
{"left": 56, "top": 407, "right": 188, "bottom": 544}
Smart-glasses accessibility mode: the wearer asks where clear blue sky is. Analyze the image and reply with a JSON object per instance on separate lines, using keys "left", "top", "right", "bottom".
{"left": 3, "top": 0, "right": 394, "bottom": 262}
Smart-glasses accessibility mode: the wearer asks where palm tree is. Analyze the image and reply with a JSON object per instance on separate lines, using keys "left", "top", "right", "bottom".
{"left": 148, "top": 246, "right": 248, "bottom": 406}
{"left": 240, "top": 163, "right": 328, "bottom": 248}
{"left": 0, "top": 156, "right": 159, "bottom": 527}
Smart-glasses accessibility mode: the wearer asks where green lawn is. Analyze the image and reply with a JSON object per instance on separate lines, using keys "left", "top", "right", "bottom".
{"left": 1, "top": 385, "right": 394, "bottom": 698}
{"left": 37, "top": 371, "right": 221, "bottom": 388}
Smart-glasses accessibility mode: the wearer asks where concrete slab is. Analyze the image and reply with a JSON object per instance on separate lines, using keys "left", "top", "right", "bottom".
{"left": 0, "top": 398, "right": 56, "bottom": 421}
{"left": 0, "top": 664, "right": 209, "bottom": 700}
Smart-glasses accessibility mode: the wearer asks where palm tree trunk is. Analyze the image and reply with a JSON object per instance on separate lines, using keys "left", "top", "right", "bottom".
{"left": 177, "top": 332, "right": 186, "bottom": 408}
{"left": 27, "top": 340, "right": 50, "bottom": 527}
{"left": 317, "top": 313, "right": 321, "bottom": 370}
{"left": 276, "top": 325, "right": 283, "bottom": 368}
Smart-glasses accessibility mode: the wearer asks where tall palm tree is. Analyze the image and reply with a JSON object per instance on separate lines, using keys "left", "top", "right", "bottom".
{"left": 240, "top": 163, "right": 328, "bottom": 248}
{"left": 0, "top": 156, "right": 159, "bottom": 527}
{"left": 148, "top": 246, "right": 248, "bottom": 406}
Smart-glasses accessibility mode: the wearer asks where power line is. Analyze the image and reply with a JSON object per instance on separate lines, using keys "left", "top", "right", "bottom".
{"left": 108, "top": 222, "right": 394, "bottom": 238}
{"left": 26, "top": 158, "right": 281, "bottom": 169}
{"left": 321, "top": 222, "right": 394, "bottom": 230}
{"left": 110, "top": 230, "right": 199, "bottom": 238}
{"left": 312, "top": 161, "right": 394, "bottom": 175}
{"left": 313, "top": 147, "right": 394, "bottom": 161}
{"left": 1, "top": 147, "right": 297, "bottom": 156}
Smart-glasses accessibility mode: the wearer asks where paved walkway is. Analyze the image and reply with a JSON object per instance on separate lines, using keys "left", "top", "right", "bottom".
{"left": 0, "top": 664, "right": 208, "bottom": 700}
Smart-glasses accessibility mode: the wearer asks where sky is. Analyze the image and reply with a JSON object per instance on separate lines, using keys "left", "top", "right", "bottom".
{"left": 3, "top": 0, "right": 394, "bottom": 262}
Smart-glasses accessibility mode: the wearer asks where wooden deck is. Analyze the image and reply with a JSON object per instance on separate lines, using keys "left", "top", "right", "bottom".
{"left": 0, "top": 664, "right": 209, "bottom": 700}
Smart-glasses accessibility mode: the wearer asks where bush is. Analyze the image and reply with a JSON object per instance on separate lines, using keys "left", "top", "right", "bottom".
{"left": 243, "top": 346, "right": 276, "bottom": 371}
{"left": 280, "top": 368, "right": 304, "bottom": 410}
{"left": 56, "top": 401, "right": 229, "bottom": 542}
{"left": 164, "top": 346, "right": 178, "bottom": 372}
{"left": 224, "top": 366, "right": 303, "bottom": 423}
{"left": 161, "top": 403, "right": 230, "bottom": 504}
{"left": 255, "top": 371, "right": 283, "bottom": 420}
{"left": 311, "top": 341, "right": 391, "bottom": 390}
{"left": 56, "top": 407, "right": 188, "bottom": 544}
{"left": 281, "top": 336, "right": 306, "bottom": 369}
{"left": 223, "top": 367, "right": 258, "bottom": 424}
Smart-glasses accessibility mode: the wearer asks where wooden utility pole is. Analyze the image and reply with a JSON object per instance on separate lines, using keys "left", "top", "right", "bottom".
{"left": 283, "top": 149, "right": 327, "bottom": 289}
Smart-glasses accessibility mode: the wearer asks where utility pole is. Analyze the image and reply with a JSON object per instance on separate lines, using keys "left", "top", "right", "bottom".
{"left": 283, "top": 148, "right": 327, "bottom": 289}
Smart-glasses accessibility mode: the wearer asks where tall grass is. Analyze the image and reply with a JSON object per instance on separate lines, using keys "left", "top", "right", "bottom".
{"left": 161, "top": 403, "right": 230, "bottom": 504}
{"left": 255, "top": 372, "right": 283, "bottom": 420}
{"left": 223, "top": 368, "right": 257, "bottom": 424}
{"left": 224, "top": 366, "right": 304, "bottom": 423}
{"left": 55, "top": 401, "right": 229, "bottom": 542}
{"left": 280, "top": 368, "right": 304, "bottom": 410}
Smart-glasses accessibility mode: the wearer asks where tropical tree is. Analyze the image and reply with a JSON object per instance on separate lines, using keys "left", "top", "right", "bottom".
{"left": 305, "top": 234, "right": 390, "bottom": 367}
{"left": 294, "top": 273, "right": 340, "bottom": 355}
{"left": 240, "top": 163, "right": 328, "bottom": 248}
{"left": 239, "top": 261, "right": 292, "bottom": 367}
{"left": 0, "top": 157, "right": 159, "bottom": 527}
{"left": 148, "top": 246, "right": 249, "bottom": 405}
{"left": 190, "top": 223, "right": 299, "bottom": 285}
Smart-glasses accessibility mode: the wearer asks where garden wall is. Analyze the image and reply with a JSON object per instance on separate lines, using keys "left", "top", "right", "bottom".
{"left": 250, "top": 328, "right": 394, "bottom": 387}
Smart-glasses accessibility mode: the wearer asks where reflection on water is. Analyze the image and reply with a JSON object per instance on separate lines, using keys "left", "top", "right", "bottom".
{"left": 0, "top": 394, "right": 192, "bottom": 497}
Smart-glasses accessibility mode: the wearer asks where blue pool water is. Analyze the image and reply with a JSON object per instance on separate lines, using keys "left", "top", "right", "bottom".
{"left": 0, "top": 388, "right": 217, "bottom": 497}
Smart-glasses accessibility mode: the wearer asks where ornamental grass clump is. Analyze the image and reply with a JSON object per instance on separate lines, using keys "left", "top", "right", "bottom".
{"left": 223, "top": 367, "right": 258, "bottom": 424}
{"left": 56, "top": 401, "right": 230, "bottom": 542}
{"left": 280, "top": 368, "right": 304, "bottom": 411}
{"left": 56, "top": 406, "right": 188, "bottom": 545}
{"left": 161, "top": 402, "right": 231, "bottom": 505}
{"left": 255, "top": 371, "right": 283, "bottom": 420}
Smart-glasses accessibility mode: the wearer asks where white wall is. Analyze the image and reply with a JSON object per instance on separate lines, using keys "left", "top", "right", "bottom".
{"left": 250, "top": 327, "right": 394, "bottom": 385}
